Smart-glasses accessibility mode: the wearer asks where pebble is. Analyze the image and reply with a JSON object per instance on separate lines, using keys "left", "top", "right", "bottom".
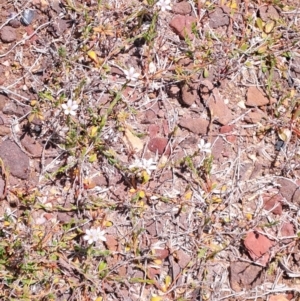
{"left": 0, "top": 26, "right": 17, "bottom": 43}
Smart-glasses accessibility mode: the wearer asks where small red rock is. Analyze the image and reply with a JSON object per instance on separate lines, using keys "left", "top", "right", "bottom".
{"left": 148, "top": 124, "right": 160, "bottom": 138}
{"left": 21, "top": 134, "right": 43, "bottom": 156}
{"left": 181, "top": 82, "right": 198, "bottom": 106}
{"left": 281, "top": 222, "right": 295, "bottom": 237}
{"left": 0, "top": 140, "right": 30, "bottom": 179}
{"left": 148, "top": 137, "right": 170, "bottom": 155}
{"left": 0, "top": 26, "right": 16, "bottom": 43}
{"left": 153, "top": 249, "right": 169, "bottom": 260}
{"left": 208, "top": 89, "right": 233, "bottom": 125}
{"left": 246, "top": 87, "right": 270, "bottom": 107}
{"left": 172, "top": 1, "right": 192, "bottom": 15}
{"left": 169, "top": 15, "right": 197, "bottom": 40}
{"left": 263, "top": 194, "right": 283, "bottom": 215}
{"left": 244, "top": 109, "right": 266, "bottom": 123}
{"left": 179, "top": 117, "right": 209, "bottom": 135}
{"left": 220, "top": 124, "right": 234, "bottom": 134}
{"left": 244, "top": 230, "right": 274, "bottom": 266}
{"left": 226, "top": 135, "right": 236, "bottom": 143}
{"left": 209, "top": 7, "right": 230, "bottom": 28}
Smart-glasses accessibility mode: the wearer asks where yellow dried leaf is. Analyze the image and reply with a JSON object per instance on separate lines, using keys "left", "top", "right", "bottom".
{"left": 87, "top": 50, "right": 99, "bottom": 64}
{"left": 124, "top": 128, "right": 144, "bottom": 152}
{"left": 257, "top": 44, "right": 268, "bottom": 54}
{"left": 184, "top": 191, "right": 193, "bottom": 200}
{"left": 104, "top": 220, "right": 113, "bottom": 227}
{"left": 291, "top": 89, "right": 296, "bottom": 97}
{"left": 228, "top": 0, "right": 238, "bottom": 10}
{"left": 138, "top": 190, "right": 145, "bottom": 198}
{"left": 153, "top": 259, "right": 162, "bottom": 265}
{"left": 88, "top": 153, "right": 97, "bottom": 163}
{"left": 212, "top": 196, "right": 222, "bottom": 203}
{"left": 165, "top": 275, "right": 172, "bottom": 287}
{"left": 256, "top": 18, "right": 264, "bottom": 31}
{"left": 151, "top": 296, "right": 162, "bottom": 301}
{"left": 141, "top": 170, "right": 150, "bottom": 183}
{"left": 278, "top": 128, "right": 291, "bottom": 142}
{"left": 89, "top": 126, "right": 98, "bottom": 137}
{"left": 245, "top": 213, "right": 252, "bottom": 220}
{"left": 94, "top": 297, "right": 103, "bottom": 301}
{"left": 40, "top": 0, "right": 49, "bottom": 9}
{"left": 27, "top": 113, "right": 35, "bottom": 123}
{"left": 264, "top": 20, "right": 275, "bottom": 33}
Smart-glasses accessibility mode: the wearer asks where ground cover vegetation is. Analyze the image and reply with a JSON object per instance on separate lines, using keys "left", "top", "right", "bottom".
{"left": 1, "top": 0, "right": 300, "bottom": 300}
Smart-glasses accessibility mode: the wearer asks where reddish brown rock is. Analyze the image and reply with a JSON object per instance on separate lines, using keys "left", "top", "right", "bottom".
{"left": 207, "top": 89, "right": 233, "bottom": 125}
{"left": 0, "top": 95, "right": 8, "bottom": 110}
{"left": 220, "top": 124, "right": 234, "bottom": 134}
{"left": 181, "top": 83, "right": 198, "bottom": 106}
{"left": 148, "top": 137, "right": 170, "bottom": 155}
{"left": 0, "top": 140, "right": 30, "bottom": 179}
{"left": 0, "top": 177, "right": 5, "bottom": 199}
{"left": 172, "top": 1, "right": 192, "bottom": 15}
{"left": 21, "top": 134, "right": 43, "bottom": 156}
{"left": 209, "top": 7, "right": 230, "bottom": 29}
{"left": 148, "top": 124, "right": 160, "bottom": 138}
{"left": 263, "top": 193, "right": 283, "bottom": 215}
{"left": 175, "top": 249, "right": 191, "bottom": 269}
{"left": 105, "top": 235, "right": 118, "bottom": 251}
{"left": 0, "top": 126, "right": 10, "bottom": 136}
{"left": 226, "top": 135, "right": 236, "bottom": 143}
{"left": 277, "top": 178, "right": 300, "bottom": 204}
{"left": 143, "top": 110, "right": 157, "bottom": 123}
{"left": 169, "top": 15, "right": 197, "bottom": 40}
{"left": 0, "top": 26, "right": 16, "bottom": 43}
{"left": 153, "top": 248, "right": 169, "bottom": 260}
{"left": 244, "top": 108, "right": 266, "bottom": 123}
{"left": 244, "top": 230, "right": 274, "bottom": 266}
{"left": 179, "top": 118, "right": 209, "bottom": 135}
{"left": 281, "top": 222, "right": 295, "bottom": 238}
{"left": 229, "top": 261, "right": 265, "bottom": 292}
{"left": 9, "top": 19, "right": 21, "bottom": 28}
{"left": 246, "top": 87, "right": 270, "bottom": 107}
{"left": 259, "top": 5, "right": 280, "bottom": 22}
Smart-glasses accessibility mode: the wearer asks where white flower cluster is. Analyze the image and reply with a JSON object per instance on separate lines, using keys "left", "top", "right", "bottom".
{"left": 62, "top": 99, "right": 78, "bottom": 116}
{"left": 156, "top": 0, "right": 172, "bottom": 11}
{"left": 198, "top": 139, "right": 211, "bottom": 153}
{"left": 129, "top": 158, "right": 157, "bottom": 175}
{"left": 124, "top": 67, "right": 140, "bottom": 82}
{"left": 83, "top": 227, "right": 106, "bottom": 245}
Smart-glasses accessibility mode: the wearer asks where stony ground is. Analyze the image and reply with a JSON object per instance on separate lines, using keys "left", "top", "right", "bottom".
{"left": 1, "top": 0, "right": 300, "bottom": 300}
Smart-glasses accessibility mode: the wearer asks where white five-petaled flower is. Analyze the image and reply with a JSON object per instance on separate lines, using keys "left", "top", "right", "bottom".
{"left": 156, "top": 0, "right": 172, "bottom": 11}
{"left": 198, "top": 139, "right": 211, "bottom": 153}
{"left": 83, "top": 227, "right": 106, "bottom": 245}
{"left": 62, "top": 99, "right": 78, "bottom": 116}
{"left": 124, "top": 67, "right": 140, "bottom": 82}
{"left": 129, "top": 158, "right": 157, "bottom": 175}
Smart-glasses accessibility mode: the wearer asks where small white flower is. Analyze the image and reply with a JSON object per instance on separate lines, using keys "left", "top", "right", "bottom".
{"left": 62, "top": 99, "right": 78, "bottom": 116}
{"left": 149, "top": 61, "right": 156, "bottom": 74}
{"left": 129, "top": 158, "right": 157, "bottom": 175}
{"left": 83, "top": 227, "right": 106, "bottom": 245}
{"left": 124, "top": 67, "right": 140, "bottom": 82}
{"left": 156, "top": 0, "right": 172, "bottom": 11}
{"left": 198, "top": 139, "right": 211, "bottom": 153}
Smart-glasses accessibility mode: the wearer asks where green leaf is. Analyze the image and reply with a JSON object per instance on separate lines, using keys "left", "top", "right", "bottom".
{"left": 256, "top": 18, "right": 264, "bottom": 31}
{"left": 203, "top": 68, "right": 209, "bottom": 78}
{"left": 264, "top": 20, "right": 275, "bottom": 33}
